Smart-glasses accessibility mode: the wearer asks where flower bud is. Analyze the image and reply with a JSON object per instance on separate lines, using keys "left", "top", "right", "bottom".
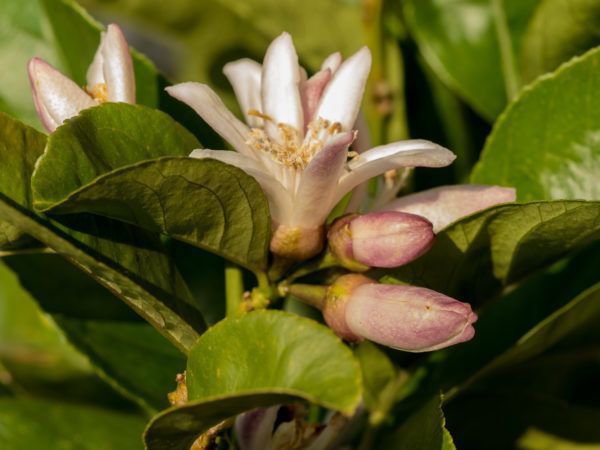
{"left": 270, "top": 224, "right": 325, "bottom": 260}
{"left": 324, "top": 274, "right": 477, "bottom": 352}
{"left": 328, "top": 212, "right": 435, "bottom": 270}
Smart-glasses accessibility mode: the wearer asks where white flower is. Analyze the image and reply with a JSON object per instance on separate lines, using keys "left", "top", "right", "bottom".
{"left": 28, "top": 24, "right": 135, "bottom": 132}
{"left": 167, "top": 33, "right": 455, "bottom": 259}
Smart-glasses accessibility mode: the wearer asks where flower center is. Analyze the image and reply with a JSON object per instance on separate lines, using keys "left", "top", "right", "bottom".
{"left": 246, "top": 116, "right": 342, "bottom": 170}
{"left": 86, "top": 83, "right": 109, "bottom": 103}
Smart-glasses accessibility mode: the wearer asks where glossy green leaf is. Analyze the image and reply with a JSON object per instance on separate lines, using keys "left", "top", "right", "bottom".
{"left": 0, "top": 113, "right": 46, "bottom": 247}
{"left": 144, "top": 393, "right": 298, "bottom": 450}
{"left": 518, "top": 428, "right": 600, "bottom": 450}
{"left": 520, "top": 0, "right": 600, "bottom": 83}
{"left": 381, "top": 395, "right": 455, "bottom": 449}
{"left": 403, "top": 0, "right": 539, "bottom": 120}
{"left": 32, "top": 103, "right": 200, "bottom": 210}
{"left": 420, "top": 242, "right": 600, "bottom": 393}
{"left": 383, "top": 201, "right": 600, "bottom": 302}
{"left": 145, "top": 311, "right": 361, "bottom": 449}
{"left": 0, "top": 398, "right": 146, "bottom": 449}
{"left": 36, "top": 157, "right": 271, "bottom": 270}
{"left": 0, "top": 105, "right": 202, "bottom": 354}
{"left": 460, "top": 282, "right": 600, "bottom": 389}
{"left": 187, "top": 311, "right": 361, "bottom": 413}
{"left": 355, "top": 341, "right": 396, "bottom": 413}
{"left": 471, "top": 47, "right": 600, "bottom": 200}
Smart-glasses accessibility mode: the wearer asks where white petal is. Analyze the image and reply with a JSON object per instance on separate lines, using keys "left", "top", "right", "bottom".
{"left": 102, "top": 24, "right": 136, "bottom": 103}
{"left": 223, "top": 58, "right": 263, "bottom": 127}
{"left": 380, "top": 184, "right": 517, "bottom": 232}
{"left": 300, "top": 69, "right": 332, "bottom": 126}
{"left": 290, "top": 131, "right": 355, "bottom": 228}
{"left": 321, "top": 51, "right": 343, "bottom": 74}
{"left": 190, "top": 149, "right": 292, "bottom": 224}
{"left": 166, "top": 83, "right": 255, "bottom": 157}
{"left": 28, "top": 58, "right": 97, "bottom": 132}
{"left": 261, "top": 33, "right": 303, "bottom": 140}
{"left": 333, "top": 140, "right": 455, "bottom": 206}
{"left": 313, "top": 47, "right": 371, "bottom": 131}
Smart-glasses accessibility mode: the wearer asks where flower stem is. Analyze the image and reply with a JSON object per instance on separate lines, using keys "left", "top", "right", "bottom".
{"left": 285, "top": 284, "right": 328, "bottom": 310}
{"left": 283, "top": 252, "right": 338, "bottom": 284}
{"left": 225, "top": 264, "right": 244, "bottom": 317}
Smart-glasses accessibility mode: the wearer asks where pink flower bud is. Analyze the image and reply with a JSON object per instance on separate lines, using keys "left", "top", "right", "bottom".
{"left": 323, "top": 275, "right": 477, "bottom": 352}
{"left": 328, "top": 212, "right": 435, "bottom": 270}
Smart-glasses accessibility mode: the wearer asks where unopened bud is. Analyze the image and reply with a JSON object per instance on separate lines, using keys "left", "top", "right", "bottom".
{"left": 328, "top": 212, "right": 435, "bottom": 270}
{"left": 324, "top": 274, "right": 477, "bottom": 352}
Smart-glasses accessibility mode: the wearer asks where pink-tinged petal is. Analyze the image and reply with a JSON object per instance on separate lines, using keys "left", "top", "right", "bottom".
{"left": 223, "top": 58, "right": 263, "bottom": 127}
{"left": 321, "top": 51, "right": 342, "bottom": 73}
{"left": 300, "top": 69, "right": 332, "bottom": 127}
{"left": 167, "top": 83, "right": 255, "bottom": 157}
{"left": 261, "top": 33, "right": 303, "bottom": 140}
{"left": 100, "top": 24, "right": 136, "bottom": 103}
{"left": 313, "top": 47, "right": 371, "bottom": 132}
{"left": 235, "top": 407, "right": 279, "bottom": 450}
{"left": 28, "top": 58, "right": 97, "bottom": 132}
{"left": 345, "top": 284, "right": 477, "bottom": 352}
{"left": 290, "top": 131, "right": 355, "bottom": 229}
{"left": 381, "top": 184, "right": 517, "bottom": 232}
{"left": 350, "top": 211, "right": 435, "bottom": 268}
{"left": 333, "top": 140, "right": 455, "bottom": 205}
{"left": 190, "top": 149, "right": 292, "bottom": 224}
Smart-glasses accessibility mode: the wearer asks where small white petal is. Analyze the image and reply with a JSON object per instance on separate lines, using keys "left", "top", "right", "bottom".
{"left": 321, "top": 51, "right": 343, "bottom": 74}
{"left": 380, "top": 184, "right": 517, "bottom": 232}
{"left": 290, "top": 131, "right": 355, "bottom": 228}
{"left": 223, "top": 58, "right": 263, "bottom": 127}
{"left": 101, "top": 24, "right": 136, "bottom": 103}
{"left": 190, "top": 149, "right": 293, "bottom": 224}
{"left": 300, "top": 69, "right": 332, "bottom": 126}
{"left": 167, "top": 83, "right": 255, "bottom": 157}
{"left": 261, "top": 33, "right": 303, "bottom": 141}
{"left": 313, "top": 47, "right": 371, "bottom": 131}
{"left": 28, "top": 58, "right": 97, "bottom": 132}
{"left": 333, "top": 140, "right": 455, "bottom": 206}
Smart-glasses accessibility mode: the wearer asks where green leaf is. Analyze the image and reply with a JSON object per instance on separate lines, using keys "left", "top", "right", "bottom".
{"left": 0, "top": 112, "right": 46, "bottom": 247}
{"left": 36, "top": 157, "right": 271, "bottom": 270}
{"left": 381, "top": 395, "right": 455, "bottom": 449}
{"left": 355, "top": 341, "right": 396, "bottom": 413}
{"left": 460, "top": 282, "right": 600, "bottom": 389}
{"left": 420, "top": 242, "right": 600, "bottom": 393}
{"left": 520, "top": 0, "right": 600, "bottom": 83}
{"left": 145, "top": 311, "right": 361, "bottom": 449}
{"left": 187, "top": 311, "right": 361, "bottom": 413}
{"left": 403, "top": 0, "right": 539, "bottom": 120}
{"left": 4, "top": 253, "right": 185, "bottom": 412}
{"left": 0, "top": 112, "right": 203, "bottom": 354}
{"left": 383, "top": 201, "right": 600, "bottom": 302}
{"left": 518, "top": 428, "right": 600, "bottom": 450}
{"left": 31, "top": 103, "right": 200, "bottom": 210}
{"left": 144, "top": 393, "right": 298, "bottom": 450}
{"left": 471, "top": 47, "right": 600, "bottom": 201}
{"left": 0, "top": 398, "right": 146, "bottom": 449}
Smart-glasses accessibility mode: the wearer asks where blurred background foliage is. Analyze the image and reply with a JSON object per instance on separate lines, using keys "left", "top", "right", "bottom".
{"left": 0, "top": 0, "right": 599, "bottom": 449}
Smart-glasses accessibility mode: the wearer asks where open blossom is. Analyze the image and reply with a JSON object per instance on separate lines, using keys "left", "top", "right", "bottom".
{"left": 323, "top": 274, "right": 477, "bottom": 352}
{"left": 166, "top": 33, "right": 455, "bottom": 260}
{"left": 28, "top": 24, "right": 135, "bottom": 132}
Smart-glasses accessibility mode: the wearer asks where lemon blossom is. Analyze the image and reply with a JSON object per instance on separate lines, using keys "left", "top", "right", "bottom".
{"left": 28, "top": 24, "right": 135, "bottom": 132}
{"left": 166, "top": 33, "right": 455, "bottom": 260}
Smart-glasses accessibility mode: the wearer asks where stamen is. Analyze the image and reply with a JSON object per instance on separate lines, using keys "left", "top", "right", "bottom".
{"left": 245, "top": 116, "right": 344, "bottom": 170}
{"left": 247, "top": 109, "right": 273, "bottom": 121}
{"left": 86, "top": 83, "right": 108, "bottom": 103}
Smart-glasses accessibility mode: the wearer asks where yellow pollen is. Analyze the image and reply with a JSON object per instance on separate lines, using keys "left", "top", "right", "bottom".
{"left": 246, "top": 117, "right": 343, "bottom": 170}
{"left": 86, "top": 83, "right": 108, "bottom": 103}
